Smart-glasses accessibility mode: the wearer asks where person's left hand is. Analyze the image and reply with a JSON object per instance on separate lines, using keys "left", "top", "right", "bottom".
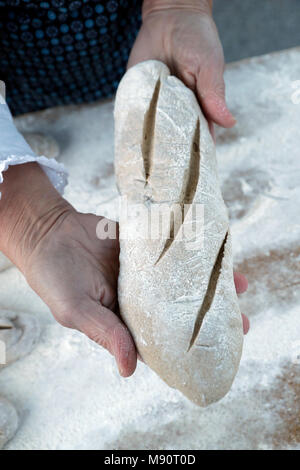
{"left": 128, "top": 1, "right": 236, "bottom": 135}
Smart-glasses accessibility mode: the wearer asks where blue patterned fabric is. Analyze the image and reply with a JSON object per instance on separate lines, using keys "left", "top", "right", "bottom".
{"left": 0, "top": 0, "right": 142, "bottom": 115}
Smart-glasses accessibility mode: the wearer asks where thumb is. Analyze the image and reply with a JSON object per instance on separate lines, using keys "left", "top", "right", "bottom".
{"left": 196, "top": 63, "right": 236, "bottom": 128}
{"left": 72, "top": 300, "right": 137, "bottom": 377}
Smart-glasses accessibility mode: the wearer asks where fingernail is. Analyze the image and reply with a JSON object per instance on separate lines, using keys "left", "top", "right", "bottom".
{"left": 214, "top": 96, "right": 237, "bottom": 125}
{"left": 224, "top": 108, "right": 237, "bottom": 125}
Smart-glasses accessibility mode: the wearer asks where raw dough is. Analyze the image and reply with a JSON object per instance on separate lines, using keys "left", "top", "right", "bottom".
{"left": 115, "top": 61, "right": 243, "bottom": 406}
{"left": 0, "top": 310, "right": 41, "bottom": 367}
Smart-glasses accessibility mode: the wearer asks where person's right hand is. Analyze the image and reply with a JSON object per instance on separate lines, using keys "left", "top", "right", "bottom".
{"left": 25, "top": 209, "right": 139, "bottom": 377}
{"left": 0, "top": 162, "right": 137, "bottom": 377}
{"left": 129, "top": 0, "right": 235, "bottom": 138}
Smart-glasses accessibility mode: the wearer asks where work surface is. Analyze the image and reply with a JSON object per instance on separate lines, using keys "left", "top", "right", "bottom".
{"left": 0, "top": 48, "right": 299, "bottom": 450}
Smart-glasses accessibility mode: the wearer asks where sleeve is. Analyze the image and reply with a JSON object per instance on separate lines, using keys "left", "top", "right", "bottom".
{"left": 0, "top": 95, "right": 68, "bottom": 199}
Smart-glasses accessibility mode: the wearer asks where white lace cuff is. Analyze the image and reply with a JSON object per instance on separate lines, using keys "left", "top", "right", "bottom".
{"left": 0, "top": 100, "right": 68, "bottom": 199}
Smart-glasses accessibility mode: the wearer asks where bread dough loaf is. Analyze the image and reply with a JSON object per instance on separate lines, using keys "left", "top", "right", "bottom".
{"left": 114, "top": 61, "right": 243, "bottom": 406}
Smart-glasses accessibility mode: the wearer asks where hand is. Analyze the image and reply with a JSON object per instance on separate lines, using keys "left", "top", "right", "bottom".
{"left": 129, "top": 0, "right": 235, "bottom": 133}
{"left": 24, "top": 209, "right": 138, "bottom": 377}
{"left": 0, "top": 163, "right": 137, "bottom": 377}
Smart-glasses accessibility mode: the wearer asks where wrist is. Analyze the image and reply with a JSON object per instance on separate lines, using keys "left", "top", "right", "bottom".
{"left": 0, "top": 162, "right": 73, "bottom": 272}
{"left": 142, "top": 0, "right": 213, "bottom": 19}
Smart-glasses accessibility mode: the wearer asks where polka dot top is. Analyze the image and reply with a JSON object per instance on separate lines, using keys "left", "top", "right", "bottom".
{"left": 0, "top": 0, "right": 143, "bottom": 115}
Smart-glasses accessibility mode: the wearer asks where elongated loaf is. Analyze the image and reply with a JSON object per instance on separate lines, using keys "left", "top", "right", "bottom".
{"left": 114, "top": 61, "right": 243, "bottom": 406}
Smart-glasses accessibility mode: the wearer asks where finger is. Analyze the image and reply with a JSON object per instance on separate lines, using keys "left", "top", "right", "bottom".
{"left": 196, "top": 64, "right": 236, "bottom": 128}
{"left": 234, "top": 271, "right": 248, "bottom": 294}
{"left": 242, "top": 313, "right": 250, "bottom": 335}
{"left": 73, "top": 300, "right": 137, "bottom": 377}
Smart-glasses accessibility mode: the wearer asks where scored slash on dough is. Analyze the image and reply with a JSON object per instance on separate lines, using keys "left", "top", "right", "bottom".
{"left": 115, "top": 60, "right": 243, "bottom": 407}
{"left": 188, "top": 231, "right": 229, "bottom": 352}
{"left": 142, "top": 79, "right": 161, "bottom": 184}
{"left": 0, "top": 311, "right": 41, "bottom": 367}
{"left": 155, "top": 119, "right": 201, "bottom": 265}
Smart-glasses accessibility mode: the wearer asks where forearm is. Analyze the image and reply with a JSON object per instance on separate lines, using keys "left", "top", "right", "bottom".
{"left": 0, "top": 163, "right": 71, "bottom": 271}
{"left": 143, "top": 0, "right": 213, "bottom": 17}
